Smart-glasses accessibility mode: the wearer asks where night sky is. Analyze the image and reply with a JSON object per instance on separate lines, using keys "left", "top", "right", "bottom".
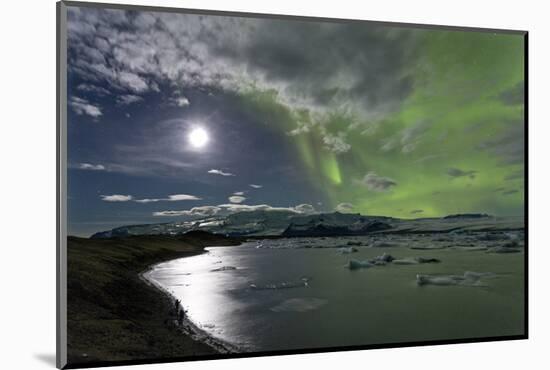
{"left": 66, "top": 6, "right": 525, "bottom": 237}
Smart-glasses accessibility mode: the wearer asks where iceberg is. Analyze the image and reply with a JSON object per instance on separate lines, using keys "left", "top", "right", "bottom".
{"left": 347, "top": 259, "right": 374, "bottom": 270}
{"left": 416, "top": 271, "right": 495, "bottom": 286}
{"left": 337, "top": 247, "right": 358, "bottom": 254}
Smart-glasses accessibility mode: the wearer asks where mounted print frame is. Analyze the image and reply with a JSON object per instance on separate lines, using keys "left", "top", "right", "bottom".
{"left": 57, "top": 1, "right": 528, "bottom": 368}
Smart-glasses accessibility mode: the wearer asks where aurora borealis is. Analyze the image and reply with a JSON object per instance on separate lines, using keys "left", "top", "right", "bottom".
{"left": 66, "top": 6, "right": 525, "bottom": 236}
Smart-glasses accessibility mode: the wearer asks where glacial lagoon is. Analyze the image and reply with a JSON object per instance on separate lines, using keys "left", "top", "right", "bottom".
{"left": 145, "top": 233, "right": 525, "bottom": 352}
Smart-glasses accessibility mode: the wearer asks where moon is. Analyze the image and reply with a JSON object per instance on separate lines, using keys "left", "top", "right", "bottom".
{"left": 188, "top": 127, "right": 209, "bottom": 148}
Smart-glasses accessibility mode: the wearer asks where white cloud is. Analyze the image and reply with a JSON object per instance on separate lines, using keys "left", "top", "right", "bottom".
{"left": 134, "top": 194, "right": 202, "bottom": 203}
{"left": 208, "top": 169, "right": 235, "bottom": 176}
{"left": 153, "top": 205, "right": 221, "bottom": 217}
{"left": 153, "top": 203, "right": 317, "bottom": 217}
{"left": 170, "top": 96, "right": 190, "bottom": 107}
{"left": 228, "top": 195, "right": 246, "bottom": 204}
{"left": 335, "top": 202, "right": 354, "bottom": 213}
{"left": 100, "top": 194, "right": 133, "bottom": 202}
{"left": 322, "top": 132, "right": 351, "bottom": 153}
{"left": 78, "top": 163, "right": 105, "bottom": 171}
{"left": 249, "top": 184, "right": 263, "bottom": 189}
{"left": 233, "top": 191, "right": 244, "bottom": 196}
{"left": 116, "top": 94, "right": 143, "bottom": 105}
{"left": 117, "top": 71, "right": 149, "bottom": 93}
{"left": 294, "top": 204, "right": 316, "bottom": 214}
{"left": 77, "top": 83, "right": 111, "bottom": 96}
{"left": 69, "top": 96, "right": 102, "bottom": 118}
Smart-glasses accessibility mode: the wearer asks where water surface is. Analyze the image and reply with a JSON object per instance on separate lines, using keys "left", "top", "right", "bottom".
{"left": 145, "top": 235, "right": 524, "bottom": 352}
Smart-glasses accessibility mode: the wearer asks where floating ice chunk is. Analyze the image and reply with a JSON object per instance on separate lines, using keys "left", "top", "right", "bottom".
{"left": 347, "top": 259, "right": 374, "bottom": 270}
{"left": 392, "top": 258, "right": 419, "bottom": 265}
{"left": 210, "top": 266, "right": 237, "bottom": 272}
{"left": 416, "top": 271, "right": 495, "bottom": 286}
{"left": 271, "top": 298, "right": 328, "bottom": 312}
{"left": 371, "top": 253, "right": 395, "bottom": 263}
{"left": 337, "top": 247, "right": 358, "bottom": 254}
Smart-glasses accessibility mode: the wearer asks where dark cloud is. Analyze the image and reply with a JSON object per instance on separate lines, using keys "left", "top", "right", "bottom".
{"left": 360, "top": 172, "right": 397, "bottom": 191}
{"left": 477, "top": 121, "right": 524, "bottom": 165}
{"left": 447, "top": 167, "right": 477, "bottom": 179}
{"left": 504, "top": 170, "right": 523, "bottom": 181}
{"left": 498, "top": 82, "right": 524, "bottom": 105}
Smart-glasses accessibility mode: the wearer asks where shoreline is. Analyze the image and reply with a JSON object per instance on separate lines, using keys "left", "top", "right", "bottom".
{"left": 139, "top": 258, "right": 242, "bottom": 354}
{"left": 66, "top": 232, "right": 243, "bottom": 367}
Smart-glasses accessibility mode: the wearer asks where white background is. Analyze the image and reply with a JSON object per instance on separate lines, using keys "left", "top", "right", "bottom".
{"left": 1, "top": 0, "right": 547, "bottom": 369}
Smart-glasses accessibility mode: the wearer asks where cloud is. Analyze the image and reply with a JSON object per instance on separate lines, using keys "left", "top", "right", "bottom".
{"left": 322, "top": 132, "right": 351, "bottom": 154}
{"left": 477, "top": 121, "right": 524, "bottom": 165}
{"left": 228, "top": 195, "right": 246, "bottom": 204}
{"left": 117, "top": 71, "right": 149, "bottom": 93}
{"left": 170, "top": 96, "right": 190, "bottom": 107}
{"left": 78, "top": 163, "right": 105, "bottom": 171}
{"left": 335, "top": 202, "right": 354, "bottom": 213}
{"left": 233, "top": 191, "right": 244, "bottom": 196}
{"left": 66, "top": 7, "right": 420, "bottom": 151}
{"left": 208, "top": 169, "right": 235, "bottom": 176}
{"left": 294, "top": 204, "right": 316, "bottom": 214}
{"left": 134, "top": 194, "right": 202, "bottom": 203}
{"left": 399, "top": 120, "right": 432, "bottom": 154}
{"left": 116, "top": 94, "right": 143, "bottom": 105}
{"left": 69, "top": 96, "right": 102, "bottom": 118}
{"left": 100, "top": 194, "right": 133, "bottom": 202}
{"left": 381, "top": 120, "right": 432, "bottom": 154}
{"left": 249, "top": 184, "right": 263, "bottom": 189}
{"left": 153, "top": 203, "right": 317, "bottom": 217}
{"left": 153, "top": 205, "right": 222, "bottom": 217}
{"left": 447, "top": 167, "right": 477, "bottom": 179}
{"left": 504, "top": 170, "right": 523, "bottom": 181}
{"left": 410, "top": 209, "right": 424, "bottom": 214}
{"left": 76, "top": 83, "right": 111, "bottom": 96}
{"left": 359, "top": 172, "right": 397, "bottom": 192}
{"left": 499, "top": 82, "right": 524, "bottom": 105}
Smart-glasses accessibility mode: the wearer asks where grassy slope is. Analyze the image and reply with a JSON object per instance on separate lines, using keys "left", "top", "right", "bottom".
{"left": 66, "top": 231, "right": 241, "bottom": 367}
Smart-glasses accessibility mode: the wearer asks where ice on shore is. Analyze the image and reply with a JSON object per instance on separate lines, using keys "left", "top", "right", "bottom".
{"left": 416, "top": 271, "right": 495, "bottom": 286}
